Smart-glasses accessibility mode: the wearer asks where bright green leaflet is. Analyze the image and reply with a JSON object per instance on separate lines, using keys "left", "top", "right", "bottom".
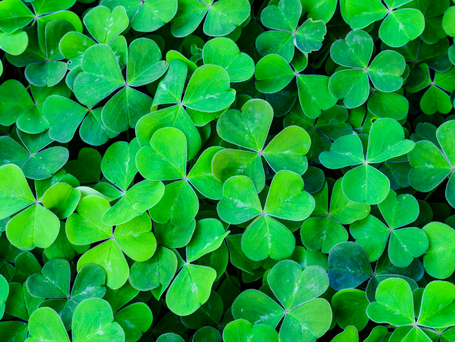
{"left": 320, "top": 118, "right": 415, "bottom": 204}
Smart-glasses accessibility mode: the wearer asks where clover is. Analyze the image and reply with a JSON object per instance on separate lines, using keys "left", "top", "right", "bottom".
{"left": 408, "top": 120, "right": 455, "bottom": 208}
{"left": 342, "top": 0, "right": 425, "bottom": 47}
{"left": 320, "top": 118, "right": 415, "bottom": 205}
{"left": 0, "top": 78, "right": 71, "bottom": 134}
{"left": 137, "top": 127, "right": 224, "bottom": 228}
{"left": 170, "top": 0, "right": 251, "bottom": 37}
{"left": 0, "top": 128, "right": 69, "bottom": 180}
{"left": 255, "top": 54, "right": 338, "bottom": 119}
{"left": 72, "top": 38, "right": 168, "bottom": 133}
{"left": 350, "top": 190, "right": 429, "bottom": 268}
{"left": 217, "top": 170, "right": 315, "bottom": 261}
{"left": 301, "top": 178, "right": 370, "bottom": 254}
{"left": 66, "top": 196, "right": 160, "bottom": 289}
{"left": 329, "top": 30, "right": 406, "bottom": 108}
{"left": 26, "top": 259, "right": 106, "bottom": 330}
{"left": 256, "top": 0, "right": 327, "bottom": 63}
{"left": 232, "top": 261, "right": 332, "bottom": 342}
{"left": 367, "top": 278, "right": 455, "bottom": 340}
{"left": 135, "top": 59, "right": 236, "bottom": 161}
{"left": 212, "top": 99, "right": 311, "bottom": 192}
{"left": 0, "top": 29, "right": 28, "bottom": 77}
{"left": 165, "top": 219, "right": 229, "bottom": 316}
{"left": 0, "top": 165, "right": 61, "bottom": 250}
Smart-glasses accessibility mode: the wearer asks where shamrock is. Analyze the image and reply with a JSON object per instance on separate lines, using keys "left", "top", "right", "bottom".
{"left": 100, "top": 139, "right": 166, "bottom": 225}
{"left": 0, "top": 78, "right": 71, "bottom": 133}
{"left": 217, "top": 170, "right": 315, "bottom": 261}
{"left": 232, "top": 261, "right": 332, "bottom": 342}
{"left": 73, "top": 38, "right": 168, "bottom": 132}
{"left": 26, "top": 299, "right": 125, "bottom": 342}
{"left": 66, "top": 196, "right": 160, "bottom": 289}
{"left": 350, "top": 190, "right": 429, "bottom": 268}
{"left": 301, "top": 179, "right": 370, "bottom": 254}
{"left": 137, "top": 127, "right": 224, "bottom": 228}
{"left": 342, "top": 0, "right": 425, "bottom": 47}
{"left": 329, "top": 30, "right": 406, "bottom": 108}
{"left": 100, "top": 0, "right": 178, "bottom": 33}
{"left": 0, "top": 129, "right": 69, "bottom": 180}
{"left": 170, "top": 0, "right": 251, "bottom": 37}
{"left": 408, "top": 120, "right": 455, "bottom": 208}
{"left": 166, "top": 219, "right": 229, "bottom": 316}
{"left": 212, "top": 99, "right": 311, "bottom": 191}
{"left": 320, "top": 118, "right": 415, "bottom": 205}
{"left": 135, "top": 59, "right": 236, "bottom": 160}
{"left": 406, "top": 64, "right": 455, "bottom": 115}
{"left": 0, "top": 165, "right": 60, "bottom": 249}
{"left": 367, "top": 278, "right": 455, "bottom": 340}
{"left": 255, "top": 54, "right": 338, "bottom": 118}
{"left": 332, "top": 290, "right": 369, "bottom": 331}
{"left": 26, "top": 259, "right": 106, "bottom": 330}
{"left": 256, "top": 0, "right": 327, "bottom": 63}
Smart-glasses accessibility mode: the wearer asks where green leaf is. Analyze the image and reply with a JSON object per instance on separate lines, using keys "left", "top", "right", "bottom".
{"left": 166, "top": 264, "right": 216, "bottom": 316}
{"left": 379, "top": 9, "right": 425, "bottom": 48}
{"left": 264, "top": 170, "right": 315, "bottom": 221}
{"left": 328, "top": 242, "right": 373, "bottom": 291}
{"left": 102, "top": 180, "right": 164, "bottom": 226}
{"left": 255, "top": 54, "right": 295, "bottom": 94}
{"left": 27, "top": 307, "right": 69, "bottom": 342}
{"left": 72, "top": 298, "right": 125, "bottom": 342}
{"left": 368, "top": 51, "right": 405, "bottom": 92}
{"left": 296, "top": 75, "right": 338, "bottom": 119}
{"left": 330, "top": 30, "right": 373, "bottom": 69}
{"left": 114, "top": 303, "right": 153, "bottom": 342}
{"left": 423, "top": 222, "right": 455, "bottom": 279}
{"left": 203, "top": 0, "right": 250, "bottom": 37}
{"left": 202, "top": 38, "right": 254, "bottom": 83}
{"left": 74, "top": 44, "right": 124, "bottom": 106}
{"left": 0, "top": 164, "right": 35, "bottom": 220}
{"left": 223, "top": 319, "right": 279, "bottom": 342}
{"left": 218, "top": 99, "right": 273, "bottom": 151}
{"left": 77, "top": 239, "right": 129, "bottom": 290}
{"left": 418, "top": 281, "right": 455, "bottom": 328}
{"left": 186, "top": 219, "right": 229, "bottom": 262}
{"left": 137, "top": 127, "right": 187, "bottom": 181}
{"left": 84, "top": 5, "right": 129, "bottom": 44}
{"left": 242, "top": 216, "right": 296, "bottom": 261}
{"left": 6, "top": 204, "right": 60, "bottom": 249}
{"left": 26, "top": 259, "right": 70, "bottom": 298}
{"left": 332, "top": 290, "right": 369, "bottom": 331}
{"left": 0, "top": 0, "right": 34, "bottom": 34}
{"left": 366, "top": 278, "right": 414, "bottom": 325}
{"left": 217, "top": 175, "right": 262, "bottom": 225}
{"left": 42, "top": 183, "right": 80, "bottom": 220}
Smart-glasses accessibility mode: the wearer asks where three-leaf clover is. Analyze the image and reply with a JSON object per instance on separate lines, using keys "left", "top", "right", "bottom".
{"left": 66, "top": 196, "right": 159, "bottom": 289}
{"left": 213, "top": 99, "right": 311, "bottom": 191}
{"left": 350, "top": 190, "right": 429, "bottom": 267}
{"left": 232, "top": 261, "right": 332, "bottom": 342}
{"left": 137, "top": 127, "right": 224, "bottom": 228}
{"left": 367, "top": 279, "right": 455, "bottom": 340}
{"left": 320, "top": 118, "right": 415, "bottom": 204}
{"left": 329, "top": 30, "right": 406, "bottom": 108}
{"left": 217, "top": 170, "right": 315, "bottom": 261}
{"left": 256, "top": 0, "right": 327, "bottom": 63}
{"left": 26, "top": 259, "right": 106, "bottom": 330}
